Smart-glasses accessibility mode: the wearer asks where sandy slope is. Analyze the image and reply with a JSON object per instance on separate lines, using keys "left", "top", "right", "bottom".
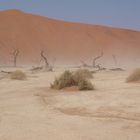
{"left": 0, "top": 9, "right": 140, "bottom": 67}
{"left": 0, "top": 68, "right": 140, "bottom": 140}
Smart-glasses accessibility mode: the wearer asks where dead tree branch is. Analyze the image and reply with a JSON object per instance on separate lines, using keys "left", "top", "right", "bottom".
{"left": 12, "top": 49, "right": 19, "bottom": 67}
{"left": 1, "top": 70, "right": 12, "bottom": 74}
{"left": 93, "top": 51, "right": 104, "bottom": 68}
{"left": 40, "top": 50, "right": 53, "bottom": 71}
{"left": 112, "top": 54, "right": 117, "bottom": 66}
{"left": 40, "top": 50, "right": 49, "bottom": 67}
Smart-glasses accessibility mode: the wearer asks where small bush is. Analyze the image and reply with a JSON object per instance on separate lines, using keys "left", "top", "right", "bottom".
{"left": 126, "top": 69, "right": 140, "bottom": 82}
{"left": 51, "top": 71, "right": 75, "bottom": 89}
{"left": 74, "top": 69, "right": 93, "bottom": 79}
{"left": 78, "top": 79, "right": 94, "bottom": 90}
{"left": 51, "top": 70, "right": 94, "bottom": 90}
{"left": 10, "top": 70, "right": 26, "bottom": 80}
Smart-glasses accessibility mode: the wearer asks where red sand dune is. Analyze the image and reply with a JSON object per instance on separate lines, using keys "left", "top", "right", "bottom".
{"left": 0, "top": 9, "right": 140, "bottom": 67}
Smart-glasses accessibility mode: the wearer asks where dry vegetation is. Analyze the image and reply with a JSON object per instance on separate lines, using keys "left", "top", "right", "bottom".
{"left": 74, "top": 69, "right": 93, "bottom": 79}
{"left": 78, "top": 79, "right": 94, "bottom": 90}
{"left": 51, "top": 69, "right": 94, "bottom": 90}
{"left": 126, "top": 68, "right": 140, "bottom": 82}
{"left": 10, "top": 70, "right": 26, "bottom": 80}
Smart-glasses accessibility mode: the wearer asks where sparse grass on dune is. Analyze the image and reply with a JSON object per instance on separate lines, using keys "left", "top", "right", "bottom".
{"left": 10, "top": 70, "right": 27, "bottom": 80}
{"left": 51, "top": 70, "right": 94, "bottom": 90}
{"left": 126, "top": 68, "right": 140, "bottom": 82}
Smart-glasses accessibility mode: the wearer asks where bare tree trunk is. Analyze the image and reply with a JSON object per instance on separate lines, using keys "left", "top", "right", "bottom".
{"left": 40, "top": 50, "right": 49, "bottom": 67}
{"left": 12, "top": 49, "right": 19, "bottom": 67}
{"left": 112, "top": 54, "right": 117, "bottom": 66}
{"left": 93, "top": 52, "right": 103, "bottom": 68}
{"left": 40, "top": 50, "right": 53, "bottom": 71}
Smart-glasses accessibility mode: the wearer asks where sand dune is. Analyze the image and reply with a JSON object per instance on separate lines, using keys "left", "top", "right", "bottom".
{"left": 0, "top": 9, "right": 140, "bottom": 67}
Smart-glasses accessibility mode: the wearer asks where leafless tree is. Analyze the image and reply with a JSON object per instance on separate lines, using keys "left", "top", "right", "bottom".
{"left": 112, "top": 54, "right": 117, "bottom": 66}
{"left": 12, "top": 48, "right": 19, "bottom": 67}
{"left": 93, "top": 51, "right": 104, "bottom": 68}
{"left": 40, "top": 50, "right": 53, "bottom": 71}
{"left": 40, "top": 50, "right": 49, "bottom": 67}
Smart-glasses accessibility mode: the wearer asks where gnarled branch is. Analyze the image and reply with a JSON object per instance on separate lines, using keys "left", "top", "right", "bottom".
{"left": 40, "top": 50, "right": 49, "bottom": 67}
{"left": 93, "top": 51, "right": 103, "bottom": 67}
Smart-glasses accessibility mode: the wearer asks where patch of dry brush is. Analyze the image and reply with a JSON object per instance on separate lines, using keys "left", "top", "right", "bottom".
{"left": 126, "top": 69, "right": 140, "bottom": 82}
{"left": 10, "top": 70, "right": 26, "bottom": 80}
{"left": 51, "top": 69, "right": 94, "bottom": 90}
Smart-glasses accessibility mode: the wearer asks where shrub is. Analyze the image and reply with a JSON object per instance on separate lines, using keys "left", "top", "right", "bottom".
{"left": 78, "top": 79, "right": 94, "bottom": 90}
{"left": 51, "top": 71, "right": 75, "bottom": 89}
{"left": 74, "top": 69, "right": 93, "bottom": 79}
{"left": 51, "top": 70, "right": 94, "bottom": 90}
{"left": 126, "top": 69, "right": 140, "bottom": 82}
{"left": 75, "top": 69, "right": 93, "bottom": 78}
{"left": 10, "top": 70, "right": 26, "bottom": 80}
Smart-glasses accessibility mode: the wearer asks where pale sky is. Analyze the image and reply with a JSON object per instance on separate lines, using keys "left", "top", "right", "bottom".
{"left": 0, "top": 0, "right": 140, "bottom": 31}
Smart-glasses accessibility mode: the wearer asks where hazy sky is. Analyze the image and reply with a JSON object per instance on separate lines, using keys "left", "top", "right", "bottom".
{"left": 0, "top": 0, "right": 140, "bottom": 31}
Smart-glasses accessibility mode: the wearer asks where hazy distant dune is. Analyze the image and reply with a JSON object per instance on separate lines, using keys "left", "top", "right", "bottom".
{"left": 0, "top": 9, "right": 140, "bottom": 67}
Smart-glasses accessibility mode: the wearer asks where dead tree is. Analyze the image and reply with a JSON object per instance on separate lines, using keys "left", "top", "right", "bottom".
{"left": 40, "top": 50, "right": 49, "bottom": 67}
{"left": 112, "top": 54, "right": 117, "bottom": 66}
{"left": 12, "top": 49, "right": 19, "bottom": 67}
{"left": 1, "top": 70, "right": 12, "bottom": 74}
{"left": 40, "top": 50, "right": 52, "bottom": 71}
{"left": 92, "top": 52, "right": 103, "bottom": 68}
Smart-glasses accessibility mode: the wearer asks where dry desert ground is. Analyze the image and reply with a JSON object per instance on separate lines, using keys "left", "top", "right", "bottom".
{"left": 0, "top": 67, "right": 140, "bottom": 140}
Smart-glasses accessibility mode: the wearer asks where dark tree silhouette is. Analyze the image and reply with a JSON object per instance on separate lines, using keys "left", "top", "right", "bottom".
{"left": 40, "top": 50, "right": 53, "bottom": 71}
{"left": 12, "top": 48, "right": 19, "bottom": 67}
{"left": 112, "top": 54, "right": 117, "bottom": 66}
{"left": 40, "top": 50, "right": 49, "bottom": 67}
{"left": 93, "top": 51, "right": 103, "bottom": 68}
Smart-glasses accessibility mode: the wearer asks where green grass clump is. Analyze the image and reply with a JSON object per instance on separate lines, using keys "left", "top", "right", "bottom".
{"left": 51, "top": 70, "right": 94, "bottom": 90}
{"left": 126, "top": 69, "right": 140, "bottom": 82}
{"left": 10, "top": 70, "right": 26, "bottom": 80}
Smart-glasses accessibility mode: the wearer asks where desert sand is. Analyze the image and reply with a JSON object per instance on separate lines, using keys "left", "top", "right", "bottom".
{"left": 0, "top": 67, "right": 140, "bottom": 140}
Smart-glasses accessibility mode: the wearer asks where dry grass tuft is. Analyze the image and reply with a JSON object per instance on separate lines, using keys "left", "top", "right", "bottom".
{"left": 51, "top": 70, "right": 94, "bottom": 90}
{"left": 10, "top": 70, "right": 26, "bottom": 80}
{"left": 126, "top": 69, "right": 140, "bottom": 82}
{"left": 78, "top": 79, "right": 94, "bottom": 90}
{"left": 51, "top": 71, "right": 75, "bottom": 89}
{"left": 74, "top": 69, "right": 93, "bottom": 79}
